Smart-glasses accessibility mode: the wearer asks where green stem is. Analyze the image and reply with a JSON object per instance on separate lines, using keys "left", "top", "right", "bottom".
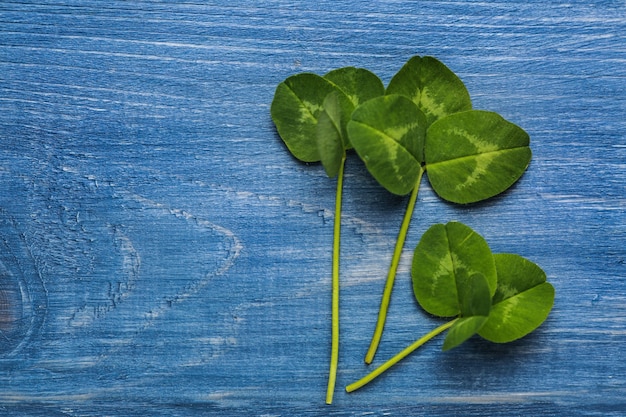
{"left": 347, "top": 318, "right": 458, "bottom": 393}
{"left": 364, "top": 167, "right": 424, "bottom": 364}
{"left": 326, "top": 154, "right": 346, "bottom": 405}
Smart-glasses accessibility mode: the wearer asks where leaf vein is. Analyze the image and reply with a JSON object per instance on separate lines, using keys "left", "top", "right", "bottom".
{"left": 426, "top": 146, "right": 528, "bottom": 168}
{"left": 351, "top": 120, "right": 420, "bottom": 165}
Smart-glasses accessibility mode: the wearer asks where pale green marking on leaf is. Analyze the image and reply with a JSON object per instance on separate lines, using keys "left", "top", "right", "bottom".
{"left": 300, "top": 101, "right": 324, "bottom": 122}
{"left": 367, "top": 128, "right": 404, "bottom": 176}
{"left": 433, "top": 255, "right": 454, "bottom": 281}
{"left": 450, "top": 252, "right": 471, "bottom": 274}
{"left": 426, "top": 253, "right": 455, "bottom": 299}
{"left": 494, "top": 293, "right": 519, "bottom": 323}
{"left": 453, "top": 152, "right": 495, "bottom": 191}
{"left": 351, "top": 121, "right": 417, "bottom": 172}
{"left": 419, "top": 87, "right": 448, "bottom": 121}
{"left": 384, "top": 123, "right": 421, "bottom": 142}
{"left": 494, "top": 282, "right": 522, "bottom": 302}
{"left": 355, "top": 120, "right": 422, "bottom": 183}
{"left": 449, "top": 127, "right": 502, "bottom": 154}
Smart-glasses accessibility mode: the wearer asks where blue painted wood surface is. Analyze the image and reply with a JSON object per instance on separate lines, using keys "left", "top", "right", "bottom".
{"left": 1, "top": 1, "right": 625, "bottom": 415}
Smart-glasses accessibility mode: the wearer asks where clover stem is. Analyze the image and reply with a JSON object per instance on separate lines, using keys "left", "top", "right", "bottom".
{"left": 364, "top": 167, "right": 424, "bottom": 364}
{"left": 326, "top": 153, "right": 346, "bottom": 405}
{"left": 347, "top": 318, "right": 458, "bottom": 393}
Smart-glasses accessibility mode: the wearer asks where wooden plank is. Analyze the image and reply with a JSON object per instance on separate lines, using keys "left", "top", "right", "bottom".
{"left": 1, "top": 0, "right": 625, "bottom": 415}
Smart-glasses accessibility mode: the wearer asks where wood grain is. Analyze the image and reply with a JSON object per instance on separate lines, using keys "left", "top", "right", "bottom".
{"left": 1, "top": 0, "right": 625, "bottom": 415}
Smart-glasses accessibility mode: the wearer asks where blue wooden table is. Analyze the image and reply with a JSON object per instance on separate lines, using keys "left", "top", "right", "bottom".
{"left": 1, "top": 1, "right": 625, "bottom": 415}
